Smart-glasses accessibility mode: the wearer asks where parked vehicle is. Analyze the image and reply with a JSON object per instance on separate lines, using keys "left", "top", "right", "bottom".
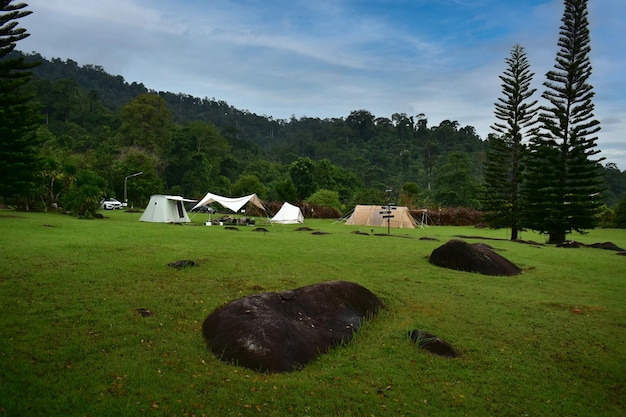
{"left": 100, "top": 198, "right": 123, "bottom": 210}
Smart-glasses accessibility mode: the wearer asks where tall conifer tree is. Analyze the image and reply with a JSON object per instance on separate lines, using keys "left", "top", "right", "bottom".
{"left": 0, "top": 0, "right": 42, "bottom": 203}
{"left": 522, "top": 0, "right": 603, "bottom": 244}
{"left": 483, "top": 44, "right": 538, "bottom": 240}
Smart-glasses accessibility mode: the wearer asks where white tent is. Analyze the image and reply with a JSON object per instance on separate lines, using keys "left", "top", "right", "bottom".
{"left": 139, "top": 195, "right": 196, "bottom": 223}
{"left": 344, "top": 205, "right": 417, "bottom": 229}
{"left": 271, "top": 202, "right": 304, "bottom": 224}
{"left": 192, "top": 192, "right": 266, "bottom": 213}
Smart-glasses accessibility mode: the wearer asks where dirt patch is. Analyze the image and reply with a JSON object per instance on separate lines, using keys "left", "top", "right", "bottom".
{"left": 351, "top": 230, "right": 369, "bottom": 235}
{"left": 167, "top": 260, "right": 198, "bottom": 269}
{"left": 136, "top": 308, "right": 153, "bottom": 317}
{"left": 585, "top": 242, "right": 625, "bottom": 251}
{"left": 373, "top": 233, "right": 413, "bottom": 238}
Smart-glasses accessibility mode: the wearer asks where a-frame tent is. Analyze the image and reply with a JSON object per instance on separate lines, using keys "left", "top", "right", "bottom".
{"left": 139, "top": 195, "right": 196, "bottom": 223}
{"left": 344, "top": 205, "right": 417, "bottom": 229}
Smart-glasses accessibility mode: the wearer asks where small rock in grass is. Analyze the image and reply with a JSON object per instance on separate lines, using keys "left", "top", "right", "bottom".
{"left": 167, "top": 260, "right": 197, "bottom": 269}
{"left": 409, "top": 329, "right": 457, "bottom": 358}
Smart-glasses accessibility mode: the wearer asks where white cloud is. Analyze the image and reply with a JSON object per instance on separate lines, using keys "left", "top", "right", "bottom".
{"left": 17, "top": 0, "right": 626, "bottom": 169}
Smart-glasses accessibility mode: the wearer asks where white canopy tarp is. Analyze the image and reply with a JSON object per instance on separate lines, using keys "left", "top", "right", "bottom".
{"left": 139, "top": 195, "right": 196, "bottom": 223}
{"left": 271, "top": 202, "right": 304, "bottom": 224}
{"left": 192, "top": 192, "right": 265, "bottom": 213}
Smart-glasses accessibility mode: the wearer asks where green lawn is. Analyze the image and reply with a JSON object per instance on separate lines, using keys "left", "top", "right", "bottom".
{"left": 1, "top": 210, "right": 625, "bottom": 416}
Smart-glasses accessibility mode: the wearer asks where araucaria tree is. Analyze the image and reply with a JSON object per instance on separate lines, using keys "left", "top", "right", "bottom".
{"left": 0, "top": 1, "right": 42, "bottom": 205}
{"left": 483, "top": 44, "right": 538, "bottom": 240}
{"left": 522, "top": 0, "right": 603, "bottom": 244}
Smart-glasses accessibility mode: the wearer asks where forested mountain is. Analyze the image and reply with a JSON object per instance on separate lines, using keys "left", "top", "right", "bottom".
{"left": 12, "top": 51, "right": 626, "bottom": 216}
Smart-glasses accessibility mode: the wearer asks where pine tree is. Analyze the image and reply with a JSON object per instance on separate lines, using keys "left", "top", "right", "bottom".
{"left": 522, "top": 0, "right": 603, "bottom": 244}
{"left": 0, "top": 0, "right": 42, "bottom": 203}
{"left": 483, "top": 44, "right": 538, "bottom": 240}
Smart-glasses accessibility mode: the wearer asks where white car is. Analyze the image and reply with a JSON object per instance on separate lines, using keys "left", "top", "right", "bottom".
{"left": 100, "top": 198, "right": 123, "bottom": 210}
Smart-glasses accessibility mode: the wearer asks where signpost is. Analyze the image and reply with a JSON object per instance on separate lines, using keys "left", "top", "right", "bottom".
{"left": 380, "top": 188, "right": 396, "bottom": 235}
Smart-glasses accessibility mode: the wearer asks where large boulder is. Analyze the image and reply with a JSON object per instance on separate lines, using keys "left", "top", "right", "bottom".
{"left": 202, "top": 280, "right": 383, "bottom": 373}
{"left": 429, "top": 239, "right": 522, "bottom": 276}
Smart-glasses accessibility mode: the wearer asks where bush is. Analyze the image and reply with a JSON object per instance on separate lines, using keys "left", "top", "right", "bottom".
{"left": 306, "top": 189, "right": 342, "bottom": 212}
{"left": 614, "top": 197, "right": 626, "bottom": 228}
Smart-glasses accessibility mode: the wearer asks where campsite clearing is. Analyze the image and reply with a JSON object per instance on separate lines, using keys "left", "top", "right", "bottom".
{"left": 1, "top": 211, "right": 625, "bottom": 416}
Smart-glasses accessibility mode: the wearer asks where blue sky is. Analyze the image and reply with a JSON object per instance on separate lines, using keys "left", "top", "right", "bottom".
{"left": 19, "top": 0, "right": 626, "bottom": 169}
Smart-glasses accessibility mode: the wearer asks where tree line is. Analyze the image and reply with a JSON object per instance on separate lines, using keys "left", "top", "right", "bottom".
{"left": 1, "top": 0, "right": 625, "bottom": 239}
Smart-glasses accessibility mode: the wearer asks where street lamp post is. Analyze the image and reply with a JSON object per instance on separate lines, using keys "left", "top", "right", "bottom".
{"left": 124, "top": 171, "right": 143, "bottom": 209}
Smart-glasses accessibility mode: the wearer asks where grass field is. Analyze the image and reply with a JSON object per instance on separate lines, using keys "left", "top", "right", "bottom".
{"left": 1, "top": 210, "right": 625, "bottom": 416}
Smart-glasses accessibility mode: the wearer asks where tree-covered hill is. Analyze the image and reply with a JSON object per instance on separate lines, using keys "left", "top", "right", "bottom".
{"left": 9, "top": 50, "right": 626, "bottom": 217}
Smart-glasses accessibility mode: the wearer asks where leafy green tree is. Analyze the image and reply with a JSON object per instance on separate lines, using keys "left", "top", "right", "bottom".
{"left": 116, "top": 94, "right": 173, "bottom": 154}
{"left": 346, "top": 188, "right": 387, "bottom": 208}
{"left": 0, "top": 1, "right": 42, "bottom": 205}
{"left": 614, "top": 197, "right": 626, "bottom": 228}
{"left": 242, "top": 160, "right": 287, "bottom": 186}
{"left": 62, "top": 168, "right": 105, "bottom": 217}
{"left": 400, "top": 182, "right": 419, "bottom": 208}
{"left": 179, "top": 153, "right": 214, "bottom": 198}
{"left": 113, "top": 147, "right": 164, "bottom": 207}
{"left": 289, "top": 157, "right": 316, "bottom": 200}
{"left": 601, "top": 162, "right": 626, "bottom": 208}
{"left": 188, "top": 120, "right": 230, "bottom": 156}
{"left": 267, "top": 178, "right": 297, "bottom": 203}
{"left": 433, "top": 151, "right": 482, "bottom": 208}
{"left": 522, "top": 0, "right": 604, "bottom": 244}
{"left": 314, "top": 159, "right": 337, "bottom": 191}
{"left": 306, "top": 189, "right": 341, "bottom": 212}
{"left": 231, "top": 174, "right": 266, "bottom": 199}
{"left": 483, "top": 44, "right": 538, "bottom": 240}
{"left": 345, "top": 110, "right": 376, "bottom": 142}
{"left": 166, "top": 121, "right": 230, "bottom": 197}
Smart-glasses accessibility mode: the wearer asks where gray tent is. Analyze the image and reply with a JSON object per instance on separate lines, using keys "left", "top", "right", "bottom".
{"left": 139, "top": 195, "right": 196, "bottom": 223}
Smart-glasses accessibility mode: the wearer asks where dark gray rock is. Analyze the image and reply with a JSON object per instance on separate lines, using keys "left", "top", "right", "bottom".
{"left": 202, "top": 280, "right": 383, "bottom": 373}
{"left": 409, "top": 329, "right": 457, "bottom": 358}
{"left": 429, "top": 239, "right": 522, "bottom": 276}
{"left": 587, "top": 242, "right": 625, "bottom": 251}
{"left": 167, "top": 259, "right": 197, "bottom": 269}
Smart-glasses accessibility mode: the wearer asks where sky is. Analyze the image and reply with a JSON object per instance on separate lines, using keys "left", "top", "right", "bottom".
{"left": 17, "top": 0, "right": 626, "bottom": 169}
